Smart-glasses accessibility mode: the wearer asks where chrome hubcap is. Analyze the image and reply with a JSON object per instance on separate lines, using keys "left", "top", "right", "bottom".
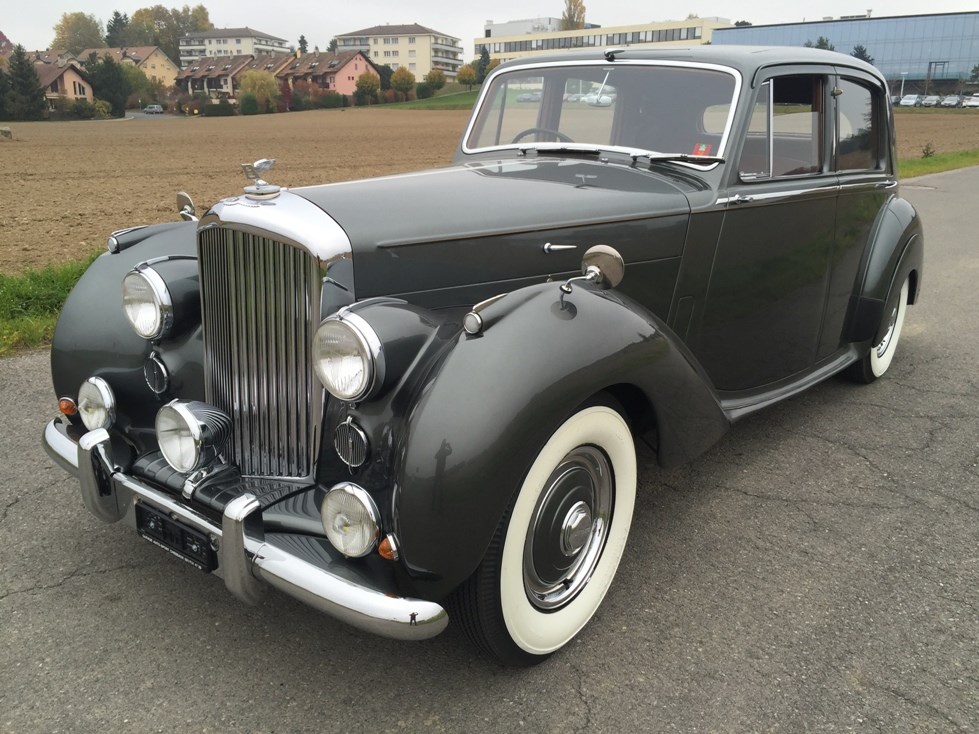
{"left": 876, "top": 304, "right": 899, "bottom": 358}
{"left": 523, "top": 446, "right": 613, "bottom": 610}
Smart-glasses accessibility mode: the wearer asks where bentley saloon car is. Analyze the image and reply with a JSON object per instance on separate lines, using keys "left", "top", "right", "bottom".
{"left": 43, "top": 46, "right": 922, "bottom": 665}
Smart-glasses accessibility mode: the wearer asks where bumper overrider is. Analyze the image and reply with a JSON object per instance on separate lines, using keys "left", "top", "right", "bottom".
{"left": 42, "top": 417, "right": 448, "bottom": 640}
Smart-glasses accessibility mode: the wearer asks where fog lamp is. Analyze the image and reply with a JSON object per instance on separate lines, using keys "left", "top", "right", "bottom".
{"left": 321, "top": 483, "right": 381, "bottom": 558}
{"left": 155, "top": 400, "right": 232, "bottom": 474}
{"left": 78, "top": 377, "right": 116, "bottom": 431}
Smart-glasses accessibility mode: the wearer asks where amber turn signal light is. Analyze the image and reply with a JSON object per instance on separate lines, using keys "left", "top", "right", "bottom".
{"left": 378, "top": 535, "right": 398, "bottom": 561}
{"left": 58, "top": 397, "right": 77, "bottom": 416}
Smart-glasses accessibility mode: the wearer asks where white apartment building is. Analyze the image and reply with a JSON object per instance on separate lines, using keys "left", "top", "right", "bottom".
{"left": 335, "top": 24, "right": 463, "bottom": 80}
{"left": 178, "top": 27, "right": 289, "bottom": 67}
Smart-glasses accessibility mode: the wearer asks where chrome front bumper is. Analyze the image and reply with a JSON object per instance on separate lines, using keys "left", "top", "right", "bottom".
{"left": 42, "top": 418, "right": 448, "bottom": 641}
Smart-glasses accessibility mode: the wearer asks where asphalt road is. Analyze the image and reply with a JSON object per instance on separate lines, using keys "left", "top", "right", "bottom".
{"left": 2, "top": 168, "right": 977, "bottom": 733}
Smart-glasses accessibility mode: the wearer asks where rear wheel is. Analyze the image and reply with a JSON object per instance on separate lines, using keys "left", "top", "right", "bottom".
{"left": 846, "top": 277, "right": 910, "bottom": 383}
{"left": 451, "top": 403, "right": 636, "bottom": 665}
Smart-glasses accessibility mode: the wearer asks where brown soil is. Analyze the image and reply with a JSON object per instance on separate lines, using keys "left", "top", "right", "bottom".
{"left": 1, "top": 107, "right": 975, "bottom": 275}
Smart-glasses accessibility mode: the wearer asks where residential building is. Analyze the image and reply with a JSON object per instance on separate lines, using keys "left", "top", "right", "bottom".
{"left": 474, "top": 17, "right": 732, "bottom": 63}
{"left": 483, "top": 17, "right": 598, "bottom": 38}
{"left": 175, "top": 53, "right": 292, "bottom": 98}
{"left": 713, "top": 12, "right": 979, "bottom": 94}
{"left": 79, "top": 46, "right": 179, "bottom": 88}
{"left": 178, "top": 27, "right": 289, "bottom": 68}
{"left": 29, "top": 50, "right": 93, "bottom": 108}
{"left": 336, "top": 23, "right": 463, "bottom": 80}
{"left": 277, "top": 50, "right": 376, "bottom": 96}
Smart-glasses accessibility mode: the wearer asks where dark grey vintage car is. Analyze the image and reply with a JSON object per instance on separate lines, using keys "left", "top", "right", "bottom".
{"left": 43, "top": 47, "right": 922, "bottom": 665}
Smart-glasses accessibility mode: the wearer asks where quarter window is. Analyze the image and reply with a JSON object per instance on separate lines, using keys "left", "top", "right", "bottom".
{"left": 837, "top": 79, "right": 879, "bottom": 171}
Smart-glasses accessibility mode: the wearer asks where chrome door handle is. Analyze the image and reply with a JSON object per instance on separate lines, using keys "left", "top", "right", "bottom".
{"left": 543, "top": 243, "right": 577, "bottom": 254}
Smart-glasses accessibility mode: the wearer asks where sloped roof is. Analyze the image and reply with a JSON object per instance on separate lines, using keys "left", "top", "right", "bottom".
{"left": 79, "top": 46, "right": 176, "bottom": 69}
{"left": 182, "top": 27, "right": 286, "bottom": 42}
{"left": 276, "top": 50, "right": 368, "bottom": 78}
{"left": 176, "top": 54, "right": 256, "bottom": 80}
{"left": 32, "top": 55, "right": 89, "bottom": 88}
{"left": 337, "top": 23, "right": 455, "bottom": 39}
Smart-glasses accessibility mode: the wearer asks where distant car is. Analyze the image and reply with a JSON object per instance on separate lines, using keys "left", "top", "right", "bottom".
{"left": 516, "top": 92, "right": 541, "bottom": 103}
{"left": 920, "top": 95, "right": 942, "bottom": 107}
{"left": 143, "top": 104, "right": 164, "bottom": 114}
{"left": 940, "top": 95, "right": 962, "bottom": 107}
{"left": 963, "top": 96, "right": 979, "bottom": 109}
{"left": 580, "top": 93, "right": 613, "bottom": 106}
{"left": 898, "top": 94, "right": 921, "bottom": 107}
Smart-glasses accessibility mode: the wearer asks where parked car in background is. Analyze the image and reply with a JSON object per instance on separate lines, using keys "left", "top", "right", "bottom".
{"left": 899, "top": 94, "right": 922, "bottom": 107}
{"left": 940, "top": 95, "right": 962, "bottom": 107}
{"left": 920, "top": 95, "right": 942, "bottom": 107}
{"left": 43, "top": 46, "right": 923, "bottom": 666}
{"left": 143, "top": 104, "right": 164, "bottom": 114}
{"left": 963, "top": 95, "right": 979, "bottom": 109}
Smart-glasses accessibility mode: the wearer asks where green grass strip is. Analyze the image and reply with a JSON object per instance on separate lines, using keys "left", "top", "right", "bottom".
{"left": 390, "top": 90, "right": 480, "bottom": 110}
{"left": 898, "top": 148, "right": 979, "bottom": 178}
{"left": 0, "top": 252, "right": 100, "bottom": 356}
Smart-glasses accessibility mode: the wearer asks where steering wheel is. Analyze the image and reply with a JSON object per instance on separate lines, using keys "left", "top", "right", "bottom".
{"left": 511, "top": 127, "right": 575, "bottom": 144}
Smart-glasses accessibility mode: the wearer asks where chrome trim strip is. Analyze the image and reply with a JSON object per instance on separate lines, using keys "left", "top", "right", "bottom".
{"left": 42, "top": 419, "right": 448, "bottom": 641}
{"left": 717, "top": 185, "right": 839, "bottom": 205}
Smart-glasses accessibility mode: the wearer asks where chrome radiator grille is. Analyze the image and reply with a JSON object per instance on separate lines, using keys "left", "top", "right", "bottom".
{"left": 198, "top": 227, "right": 321, "bottom": 478}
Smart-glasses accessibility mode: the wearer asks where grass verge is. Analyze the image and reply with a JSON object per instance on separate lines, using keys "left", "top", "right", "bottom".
{"left": 0, "top": 251, "right": 100, "bottom": 356}
{"left": 390, "top": 90, "right": 480, "bottom": 110}
{"left": 899, "top": 148, "right": 979, "bottom": 178}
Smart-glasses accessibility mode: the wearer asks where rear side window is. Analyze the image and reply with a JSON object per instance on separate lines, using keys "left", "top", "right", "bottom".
{"left": 837, "top": 79, "right": 880, "bottom": 171}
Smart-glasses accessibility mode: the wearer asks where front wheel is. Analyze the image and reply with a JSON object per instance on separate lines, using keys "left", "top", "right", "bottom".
{"left": 451, "top": 403, "right": 637, "bottom": 665}
{"left": 846, "top": 276, "right": 910, "bottom": 383}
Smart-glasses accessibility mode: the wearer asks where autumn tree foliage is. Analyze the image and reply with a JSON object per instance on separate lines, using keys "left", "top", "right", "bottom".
{"left": 457, "top": 64, "right": 476, "bottom": 91}
{"left": 424, "top": 69, "right": 446, "bottom": 92}
{"left": 355, "top": 70, "right": 380, "bottom": 105}
{"left": 127, "top": 5, "right": 212, "bottom": 65}
{"left": 561, "top": 0, "right": 586, "bottom": 31}
{"left": 51, "top": 12, "right": 106, "bottom": 54}
{"left": 390, "top": 67, "right": 415, "bottom": 100}
{"left": 238, "top": 70, "right": 279, "bottom": 111}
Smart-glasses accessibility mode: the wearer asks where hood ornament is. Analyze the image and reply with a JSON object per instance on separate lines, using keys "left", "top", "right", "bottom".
{"left": 241, "top": 158, "right": 281, "bottom": 197}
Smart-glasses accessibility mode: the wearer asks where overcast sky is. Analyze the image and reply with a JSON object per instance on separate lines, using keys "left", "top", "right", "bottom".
{"left": 7, "top": 1, "right": 978, "bottom": 58}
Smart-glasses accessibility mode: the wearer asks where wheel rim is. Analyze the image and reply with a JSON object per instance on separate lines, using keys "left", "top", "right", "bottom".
{"left": 875, "top": 303, "right": 899, "bottom": 358}
{"left": 523, "top": 445, "right": 613, "bottom": 610}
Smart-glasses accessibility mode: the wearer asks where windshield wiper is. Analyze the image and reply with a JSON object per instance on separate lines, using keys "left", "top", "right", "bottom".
{"left": 632, "top": 152, "right": 725, "bottom": 166}
{"left": 517, "top": 145, "right": 603, "bottom": 158}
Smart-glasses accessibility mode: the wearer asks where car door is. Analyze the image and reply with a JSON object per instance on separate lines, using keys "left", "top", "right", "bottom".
{"left": 693, "top": 67, "right": 838, "bottom": 392}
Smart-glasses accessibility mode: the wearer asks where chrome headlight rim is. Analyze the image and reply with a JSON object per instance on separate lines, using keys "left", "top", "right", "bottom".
{"left": 313, "top": 312, "right": 384, "bottom": 402}
{"left": 155, "top": 400, "right": 203, "bottom": 474}
{"left": 321, "top": 482, "right": 381, "bottom": 558}
{"left": 77, "top": 376, "right": 116, "bottom": 431}
{"left": 122, "top": 265, "right": 174, "bottom": 341}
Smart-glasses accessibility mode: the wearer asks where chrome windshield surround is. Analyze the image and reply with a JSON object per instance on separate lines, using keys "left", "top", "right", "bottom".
{"left": 196, "top": 191, "right": 355, "bottom": 482}
{"left": 462, "top": 59, "right": 743, "bottom": 163}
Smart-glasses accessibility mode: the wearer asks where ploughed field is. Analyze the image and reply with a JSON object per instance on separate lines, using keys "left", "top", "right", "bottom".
{"left": 1, "top": 107, "right": 976, "bottom": 274}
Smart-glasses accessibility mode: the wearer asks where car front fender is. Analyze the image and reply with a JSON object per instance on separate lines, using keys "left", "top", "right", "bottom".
{"left": 387, "top": 281, "right": 728, "bottom": 599}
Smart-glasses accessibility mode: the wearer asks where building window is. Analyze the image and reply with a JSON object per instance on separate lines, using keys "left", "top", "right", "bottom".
{"left": 409, "top": 37, "right": 416, "bottom": 43}
{"left": 236, "top": 38, "right": 241, "bottom": 44}
{"left": 409, "top": 63, "right": 416, "bottom": 70}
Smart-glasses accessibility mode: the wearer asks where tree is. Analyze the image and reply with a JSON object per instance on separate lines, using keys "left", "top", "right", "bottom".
{"left": 128, "top": 5, "right": 212, "bottom": 66}
{"left": 327, "top": 38, "right": 338, "bottom": 53}
{"left": 298, "top": 35, "right": 308, "bottom": 53}
{"left": 238, "top": 70, "right": 279, "bottom": 110}
{"left": 475, "top": 47, "right": 490, "bottom": 83}
{"left": 734, "top": 20, "right": 752, "bottom": 27}
{"left": 851, "top": 45, "right": 874, "bottom": 64}
{"left": 390, "top": 67, "right": 415, "bottom": 99}
{"left": 0, "top": 65, "right": 9, "bottom": 120}
{"left": 804, "top": 36, "right": 835, "bottom": 51}
{"left": 485, "top": 58, "right": 501, "bottom": 77}
{"left": 4, "top": 45, "right": 46, "bottom": 120}
{"left": 560, "top": 0, "right": 586, "bottom": 31}
{"left": 85, "top": 52, "right": 131, "bottom": 117}
{"left": 51, "top": 12, "right": 105, "bottom": 54}
{"left": 424, "top": 68, "right": 446, "bottom": 92}
{"left": 457, "top": 63, "right": 476, "bottom": 91}
{"left": 377, "top": 64, "right": 393, "bottom": 90}
{"left": 355, "top": 70, "right": 379, "bottom": 105}
{"left": 105, "top": 11, "right": 130, "bottom": 47}
{"left": 970, "top": 63, "right": 979, "bottom": 82}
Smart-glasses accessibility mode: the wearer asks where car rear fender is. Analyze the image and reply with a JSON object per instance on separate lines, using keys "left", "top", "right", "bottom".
{"left": 845, "top": 195, "right": 923, "bottom": 344}
{"left": 384, "top": 281, "right": 728, "bottom": 598}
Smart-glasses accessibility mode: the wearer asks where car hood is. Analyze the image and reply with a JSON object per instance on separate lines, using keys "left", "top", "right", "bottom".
{"left": 291, "top": 157, "right": 693, "bottom": 302}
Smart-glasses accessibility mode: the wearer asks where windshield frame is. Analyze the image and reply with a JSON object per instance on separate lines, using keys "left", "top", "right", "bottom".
{"left": 461, "top": 59, "right": 744, "bottom": 165}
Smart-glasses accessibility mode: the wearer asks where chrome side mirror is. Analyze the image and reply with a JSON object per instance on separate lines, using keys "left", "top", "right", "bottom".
{"left": 177, "top": 191, "right": 197, "bottom": 222}
{"left": 560, "top": 245, "right": 625, "bottom": 293}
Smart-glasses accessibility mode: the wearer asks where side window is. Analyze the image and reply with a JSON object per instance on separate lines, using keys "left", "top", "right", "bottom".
{"left": 837, "top": 79, "right": 879, "bottom": 171}
{"left": 739, "top": 75, "right": 824, "bottom": 179}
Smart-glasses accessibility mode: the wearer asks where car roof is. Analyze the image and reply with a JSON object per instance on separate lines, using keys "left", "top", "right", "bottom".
{"left": 493, "top": 45, "right": 883, "bottom": 84}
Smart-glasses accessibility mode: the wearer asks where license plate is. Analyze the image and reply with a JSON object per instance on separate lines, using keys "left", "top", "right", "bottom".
{"left": 136, "top": 503, "right": 217, "bottom": 572}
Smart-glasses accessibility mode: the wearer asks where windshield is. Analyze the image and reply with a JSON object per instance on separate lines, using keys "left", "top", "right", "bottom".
{"left": 464, "top": 62, "right": 739, "bottom": 159}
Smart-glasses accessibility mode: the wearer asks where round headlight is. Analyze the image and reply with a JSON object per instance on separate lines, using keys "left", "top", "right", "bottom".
{"left": 312, "top": 314, "right": 381, "bottom": 402}
{"left": 122, "top": 267, "right": 173, "bottom": 340}
{"left": 321, "top": 483, "right": 381, "bottom": 558}
{"left": 78, "top": 377, "right": 116, "bottom": 431}
{"left": 155, "top": 401, "right": 202, "bottom": 473}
